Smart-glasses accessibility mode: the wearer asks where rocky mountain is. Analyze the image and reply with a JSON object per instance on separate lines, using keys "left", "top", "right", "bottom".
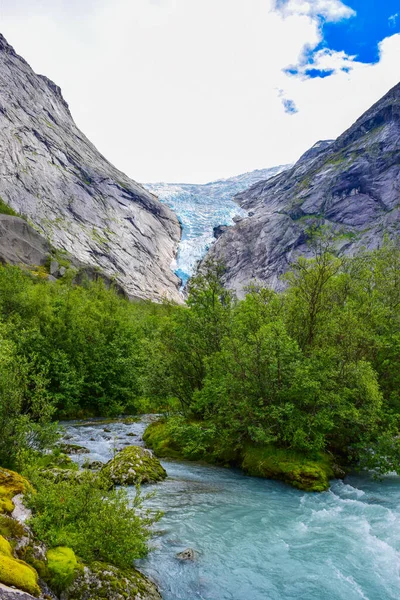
{"left": 0, "top": 34, "right": 181, "bottom": 302}
{"left": 145, "top": 165, "right": 289, "bottom": 284}
{"left": 204, "top": 82, "right": 400, "bottom": 296}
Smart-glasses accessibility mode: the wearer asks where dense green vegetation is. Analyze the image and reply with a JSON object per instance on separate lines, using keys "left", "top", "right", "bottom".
{"left": 25, "top": 469, "right": 157, "bottom": 570}
{"left": 142, "top": 233, "right": 400, "bottom": 480}
{"left": 1, "top": 231, "right": 400, "bottom": 483}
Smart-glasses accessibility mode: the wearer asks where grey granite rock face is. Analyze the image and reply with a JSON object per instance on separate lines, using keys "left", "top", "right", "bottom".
{"left": 0, "top": 215, "right": 50, "bottom": 267}
{"left": 0, "top": 34, "right": 181, "bottom": 302}
{"left": 205, "top": 82, "right": 400, "bottom": 296}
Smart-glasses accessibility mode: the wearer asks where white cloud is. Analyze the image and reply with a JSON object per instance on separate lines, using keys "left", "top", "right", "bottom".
{"left": 389, "top": 13, "right": 398, "bottom": 27}
{"left": 274, "top": 0, "right": 356, "bottom": 22}
{"left": 0, "top": 0, "right": 398, "bottom": 183}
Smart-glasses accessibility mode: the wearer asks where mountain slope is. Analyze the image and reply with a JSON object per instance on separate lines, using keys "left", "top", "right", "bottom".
{"left": 0, "top": 34, "right": 181, "bottom": 302}
{"left": 145, "top": 165, "right": 289, "bottom": 283}
{"left": 204, "top": 82, "right": 400, "bottom": 296}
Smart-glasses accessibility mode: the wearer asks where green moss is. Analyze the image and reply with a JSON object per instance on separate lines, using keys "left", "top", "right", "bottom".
{"left": 66, "top": 560, "right": 160, "bottom": 600}
{"left": 0, "top": 467, "right": 31, "bottom": 499}
{"left": 0, "top": 534, "right": 12, "bottom": 557}
{"left": 241, "top": 446, "right": 334, "bottom": 492}
{"left": 101, "top": 445, "right": 167, "bottom": 485}
{"left": 0, "top": 497, "right": 14, "bottom": 514}
{"left": 47, "top": 546, "right": 79, "bottom": 592}
{"left": 0, "top": 196, "right": 19, "bottom": 217}
{"left": 0, "top": 515, "right": 26, "bottom": 541}
{"left": 144, "top": 422, "right": 336, "bottom": 492}
{"left": 0, "top": 553, "right": 40, "bottom": 596}
{"left": 143, "top": 421, "right": 183, "bottom": 459}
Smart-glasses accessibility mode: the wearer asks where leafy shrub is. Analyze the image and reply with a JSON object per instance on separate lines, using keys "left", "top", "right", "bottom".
{"left": 26, "top": 470, "right": 160, "bottom": 569}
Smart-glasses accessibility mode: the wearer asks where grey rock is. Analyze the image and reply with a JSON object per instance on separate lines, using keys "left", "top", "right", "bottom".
{"left": 176, "top": 548, "right": 197, "bottom": 561}
{"left": 0, "top": 215, "right": 50, "bottom": 267}
{"left": 0, "top": 34, "right": 181, "bottom": 302}
{"left": 11, "top": 494, "right": 31, "bottom": 524}
{"left": 49, "top": 260, "right": 59, "bottom": 275}
{"left": 0, "top": 584, "right": 36, "bottom": 600}
{"left": 204, "top": 82, "right": 400, "bottom": 296}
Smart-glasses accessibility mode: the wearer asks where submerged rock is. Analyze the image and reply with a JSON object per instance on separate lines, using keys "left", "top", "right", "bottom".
{"left": 176, "top": 548, "right": 197, "bottom": 561}
{"left": 61, "top": 561, "right": 161, "bottom": 600}
{"left": 101, "top": 446, "right": 167, "bottom": 485}
{"left": 59, "top": 444, "right": 90, "bottom": 455}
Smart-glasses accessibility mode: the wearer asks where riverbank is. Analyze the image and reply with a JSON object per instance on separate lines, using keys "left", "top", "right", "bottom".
{"left": 143, "top": 419, "right": 343, "bottom": 492}
{"left": 0, "top": 452, "right": 162, "bottom": 599}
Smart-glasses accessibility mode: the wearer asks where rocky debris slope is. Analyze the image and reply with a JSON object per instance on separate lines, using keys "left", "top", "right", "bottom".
{"left": 145, "top": 164, "right": 290, "bottom": 284}
{"left": 204, "top": 82, "right": 400, "bottom": 296}
{"left": 0, "top": 34, "right": 181, "bottom": 302}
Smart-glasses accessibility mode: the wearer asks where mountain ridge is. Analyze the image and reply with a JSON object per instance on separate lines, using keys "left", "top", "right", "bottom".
{"left": 203, "top": 82, "right": 400, "bottom": 296}
{"left": 0, "top": 33, "right": 182, "bottom": 302}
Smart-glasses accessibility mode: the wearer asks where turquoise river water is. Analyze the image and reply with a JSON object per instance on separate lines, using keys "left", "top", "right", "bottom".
{"left": 63, "top": 418, "right": 400, "bottom": 600}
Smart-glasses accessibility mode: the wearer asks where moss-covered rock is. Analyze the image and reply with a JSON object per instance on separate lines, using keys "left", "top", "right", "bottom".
{"left": 0, "top": 534, "right": 13, "bottom": 557}
{"left": 0, "top": 534, "right": 40, "bottom": 597}
{"left": 143, "top": 421, "right": 183, "bottom": 459}
{"left": 241, "top": 446, "right": 334, "bottom": 492}
{"left": 37, "top": 467, "right": 90, "bottom": 484}
{"left": 0, "top": 468, "right": 32, "bottom": 515}
{"left": 101, "top": 446, "right": 167, "bottom": 485}
{"left": 0, "top": 515, "right": 26, "bottom": 542}
{"left": 47, "top": 546, "right": 79, "bottom": 592}
{"left": 0, "top": 497, "right": 14, "bottom": 514}
{"left": 63, "top": 560, "right": 161, "bottom": 600}
{"left": 59, "top": 444, "right": 90, "bottom": 455}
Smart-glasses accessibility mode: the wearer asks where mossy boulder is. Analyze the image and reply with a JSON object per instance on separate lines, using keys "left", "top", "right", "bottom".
{"left": 0, "top": 534, "right": 40, "bottom": 597}
{"left": 37, "top": 467, "right": 89, "bottom": 484}
{"left": 241, "top": 446, "right": 334, "bottom": 492}
{"left": 63, "top": 560, "right": 161, "bottom": 600}
{"left": 47, "top": 546, "right": 79, "bottom": 592}
{"left": 101, "top": 446, "right": 167, "bottom": 485}
{"left": 143, "top": 421, "right": 183, "bottom": 459}
{"left": 0, "top": 468, "right": 32, "bottom": 514}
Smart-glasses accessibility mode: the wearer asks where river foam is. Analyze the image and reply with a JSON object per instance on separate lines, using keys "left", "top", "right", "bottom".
{"left": 63, "top": 419, "right": 400, "bottom": 600}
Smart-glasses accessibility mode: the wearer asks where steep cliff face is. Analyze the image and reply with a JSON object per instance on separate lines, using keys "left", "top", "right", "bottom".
{"left": 0, "top": 34, "right": 181, "bottom": 302}
{"left": 204, "top": 82, "right": 400, "bottom": 296}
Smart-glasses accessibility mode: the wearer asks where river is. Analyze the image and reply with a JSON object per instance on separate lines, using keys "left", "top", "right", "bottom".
{"left": 62, "top": 418, "right": 400, "bottom": 600}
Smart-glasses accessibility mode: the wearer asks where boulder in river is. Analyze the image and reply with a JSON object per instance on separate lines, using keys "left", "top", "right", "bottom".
{"left": 101, "top": 446, "right": 167, "bottom": 485}
{"left": 176, "top": 548, "right": 197, "bottom": 561}
{"left": 61, "top": 560, "right": 161, "bottom": 600}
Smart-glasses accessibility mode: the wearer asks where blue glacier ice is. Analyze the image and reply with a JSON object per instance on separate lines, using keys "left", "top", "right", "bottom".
{"left": 145, "top": 165, "right": 289, "bottom": 285}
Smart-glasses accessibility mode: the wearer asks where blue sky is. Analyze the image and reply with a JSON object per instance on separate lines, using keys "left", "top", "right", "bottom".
{"left": 279, "top": 0, "right": 400, "bottom": 80}
{"left": 322, "top": 0, "right": 400, "bottom": 64}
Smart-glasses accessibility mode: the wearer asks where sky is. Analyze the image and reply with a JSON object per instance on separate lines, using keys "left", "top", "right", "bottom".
{"left": 0, "top": 0, "right": 399, "bottom": 183}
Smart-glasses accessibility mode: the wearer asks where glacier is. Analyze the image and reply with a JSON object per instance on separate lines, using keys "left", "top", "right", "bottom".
{"left": 145, "top": 165, "right": 290, "bottom": 285}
